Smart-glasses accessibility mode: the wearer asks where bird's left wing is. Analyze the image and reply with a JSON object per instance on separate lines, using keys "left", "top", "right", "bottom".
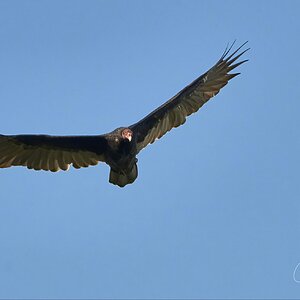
{"left": 0, "top": 134, "right": 108, "bottom": 171}
{"left": 130, "top": 42, "right": 249, "bottom": 153}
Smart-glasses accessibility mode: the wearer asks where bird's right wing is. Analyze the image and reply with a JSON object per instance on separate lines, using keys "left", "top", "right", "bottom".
{"left": 0, "top": 134, "right": 108, "bottom": 171}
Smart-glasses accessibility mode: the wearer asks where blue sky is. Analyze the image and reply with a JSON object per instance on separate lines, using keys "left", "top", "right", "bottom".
{"left": 0, "top": 0, "right": 299, "bottom": 298}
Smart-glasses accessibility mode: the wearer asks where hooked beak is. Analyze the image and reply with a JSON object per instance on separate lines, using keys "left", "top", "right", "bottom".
{"left": 127, "top": 135, "right": 132, "bottom": 142}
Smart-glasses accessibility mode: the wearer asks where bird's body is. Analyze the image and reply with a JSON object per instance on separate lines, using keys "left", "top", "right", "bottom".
{"left": 104, "top": 128, "right": 138, "bottom": 187}
{"left": 0, "top": 42, "right": 249, "bottom": 187}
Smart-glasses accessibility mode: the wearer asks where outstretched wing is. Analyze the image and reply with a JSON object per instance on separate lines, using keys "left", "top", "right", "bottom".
{"left": 0, "top": 134, "right": 108, "bottom": 172}
{"left": 130, "top": 41, "right": 249, "bottom": 153}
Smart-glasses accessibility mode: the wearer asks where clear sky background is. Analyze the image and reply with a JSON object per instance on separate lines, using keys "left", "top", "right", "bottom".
{"left": 0, "top": 0, "right": 299, "bottom": 299}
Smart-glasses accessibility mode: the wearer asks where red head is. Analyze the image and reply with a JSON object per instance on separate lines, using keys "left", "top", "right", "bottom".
{"left": 122, "top": 128, "right": 133, "bottom": 142}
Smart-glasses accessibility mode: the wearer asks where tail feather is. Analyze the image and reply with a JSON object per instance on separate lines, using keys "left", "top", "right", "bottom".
{"left": 109, "top": 163, "right": 138, "bottom": 187}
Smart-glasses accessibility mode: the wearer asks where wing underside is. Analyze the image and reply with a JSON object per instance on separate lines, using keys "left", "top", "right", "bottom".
{"left": 0, "top": 134, "right": 108, "bottom": 172}
{"left": 130, "top": 41, "right": 249, "bottom": 153}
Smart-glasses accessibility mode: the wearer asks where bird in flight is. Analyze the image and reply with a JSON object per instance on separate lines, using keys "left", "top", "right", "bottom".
{"left": 0, "top": 42, "right": 249, "bottom": 187}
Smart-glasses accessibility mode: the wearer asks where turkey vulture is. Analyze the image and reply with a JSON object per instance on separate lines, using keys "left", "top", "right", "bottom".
{"left": 0, "top": 42, "right": 249, "bottom": 187}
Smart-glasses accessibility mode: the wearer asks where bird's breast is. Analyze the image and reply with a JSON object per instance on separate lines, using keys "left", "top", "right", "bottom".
{"left": 105, "top": 139, "right": 137, "bottom": 171}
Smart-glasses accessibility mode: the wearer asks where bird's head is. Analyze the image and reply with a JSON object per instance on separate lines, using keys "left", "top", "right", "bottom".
{"left": 121, "top": 128, "right": 133, "bottom": 142}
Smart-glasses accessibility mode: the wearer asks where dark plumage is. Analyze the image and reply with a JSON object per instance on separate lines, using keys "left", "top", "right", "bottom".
{"left": 0, "top": 42, "right": 249, "bottom": 187}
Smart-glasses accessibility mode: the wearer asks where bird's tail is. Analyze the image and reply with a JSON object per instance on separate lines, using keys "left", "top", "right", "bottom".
{"left": 109, "top": 163, "right": 138, "bottom": 187}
